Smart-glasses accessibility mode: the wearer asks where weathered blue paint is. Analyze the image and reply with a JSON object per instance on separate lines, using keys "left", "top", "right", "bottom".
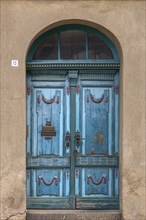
{"left": 26, "top": 70, "right": 119, "bottom": 209}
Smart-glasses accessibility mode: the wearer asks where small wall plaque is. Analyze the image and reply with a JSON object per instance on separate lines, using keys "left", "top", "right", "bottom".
{"left": 11, "top": 60, "right": 19, "bottom": 67}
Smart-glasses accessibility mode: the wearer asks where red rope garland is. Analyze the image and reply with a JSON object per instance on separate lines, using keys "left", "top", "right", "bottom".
{"left": 38, "top": 176, "right": 59, "bottom": 186}
{"left": 90, "top": 93, "right": 104, "bottom": 104}
{"left": 87, "top": 174, "right": 107, "bottom": 185}
{"left": 42, "top": 95, "right": 55, "bottom": 104}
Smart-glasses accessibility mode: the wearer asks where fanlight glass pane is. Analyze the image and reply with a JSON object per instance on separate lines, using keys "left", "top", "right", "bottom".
{"left": 33, "top": 33, "right": 58, "bottom": 60}
{"left": 60, "top": 30, "right": 86, "bottom": 60}
{"left": 88, "top": 33, "right": 113, "bottom": 59}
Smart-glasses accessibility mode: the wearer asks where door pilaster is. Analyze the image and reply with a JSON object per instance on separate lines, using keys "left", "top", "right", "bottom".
{"left": 68, "top": 70, "right": 79, "bottom": 209}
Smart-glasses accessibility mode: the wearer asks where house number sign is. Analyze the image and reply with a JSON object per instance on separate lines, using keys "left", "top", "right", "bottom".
{"left": 11, "top": 60, "right": 19, "bottom": 67}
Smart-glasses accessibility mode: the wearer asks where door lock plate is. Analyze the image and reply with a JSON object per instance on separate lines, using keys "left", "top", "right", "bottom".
{"left": 73, "top": 149, "right": 78, "bottom": 158}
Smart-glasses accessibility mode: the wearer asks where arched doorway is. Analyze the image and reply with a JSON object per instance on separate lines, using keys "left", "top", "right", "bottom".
{"left": 26, "top": 24, "right": 120, "bottom": 210}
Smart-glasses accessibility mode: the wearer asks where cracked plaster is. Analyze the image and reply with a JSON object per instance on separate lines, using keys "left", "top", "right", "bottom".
{"left": 0, "top": 1, "right": 146, "bottom": 220}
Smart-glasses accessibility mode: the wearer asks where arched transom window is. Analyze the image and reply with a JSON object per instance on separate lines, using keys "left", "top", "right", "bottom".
{"left": 27, "top": 25, "right": 119, "bottom": 63}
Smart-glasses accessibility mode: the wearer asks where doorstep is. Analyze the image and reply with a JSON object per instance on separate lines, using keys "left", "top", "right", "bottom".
{"left": 26, "top": 210, "right": 122, "bottom": 220}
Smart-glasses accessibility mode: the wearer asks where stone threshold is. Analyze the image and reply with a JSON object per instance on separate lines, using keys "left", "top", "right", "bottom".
{"left": 26, "top": 210, "right": 122, "bottom": 220}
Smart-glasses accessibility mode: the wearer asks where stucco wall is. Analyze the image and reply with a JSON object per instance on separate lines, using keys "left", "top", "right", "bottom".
{"left": 0, "top": 1, "right": 145, "bottom": 220}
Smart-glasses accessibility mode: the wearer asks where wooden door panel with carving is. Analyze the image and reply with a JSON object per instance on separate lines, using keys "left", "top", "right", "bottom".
{"left": 75, "top": 75, "right": 119, "bottom": 209}
{"left": 27, "top": 79, "right": 71, "bottom": 209}
{"left": 33, "top": 88, "right": 63, "bottom": 156}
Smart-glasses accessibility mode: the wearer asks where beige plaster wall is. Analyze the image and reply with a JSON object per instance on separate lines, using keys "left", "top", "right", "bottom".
{"left": 0, "top": 1, "right": 145, "bottom": 220}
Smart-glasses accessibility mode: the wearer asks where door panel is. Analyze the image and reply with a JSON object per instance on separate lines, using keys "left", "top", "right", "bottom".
{"left": 36, "top": 169, "right": 70, "bottom": 196}
{"left": 33, "top": 88, "right": 63, "bottom": 156}
{"left": 85, "top": 168, "right": 108, "bottom": 196}
{"left": 82, "top": 87, "right": 110, "bottom": 155}
{"left": 37, "top": 169, "right": 60, "bottom": 196}
{"left": 75, "top": 167, "right": 118, "bottom": 197}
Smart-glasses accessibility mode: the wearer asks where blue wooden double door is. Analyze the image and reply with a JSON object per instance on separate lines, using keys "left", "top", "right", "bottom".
{"left": 26, "top": 70, "right": 119, "bottom": 209}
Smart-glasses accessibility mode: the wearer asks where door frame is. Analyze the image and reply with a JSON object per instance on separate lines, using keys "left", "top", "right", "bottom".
{"left": 26, "top": 66, "right": 120, "bottom": 210}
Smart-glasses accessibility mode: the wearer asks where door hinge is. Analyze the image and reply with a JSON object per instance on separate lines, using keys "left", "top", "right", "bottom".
{"left": 115, "top": 84, "right": 119, "bottom": 94}
{"left": 66, "top": 86, "right": 70, "bottom": 95}
{"left": 27, "top": 87, "right": 31, "bottom": 95}
{"left": 76, "top": 85, "right": 80, "bottom": 94}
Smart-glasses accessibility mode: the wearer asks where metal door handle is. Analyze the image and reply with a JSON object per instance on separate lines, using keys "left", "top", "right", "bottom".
{"left": 74, "top": 131, "right": 81, "bottom": 147}
{"left": 65, "top": 131, "right": 70, "bottom": 149}
{"left": 74, "top": 131, "right": 86, "bottom": 148}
